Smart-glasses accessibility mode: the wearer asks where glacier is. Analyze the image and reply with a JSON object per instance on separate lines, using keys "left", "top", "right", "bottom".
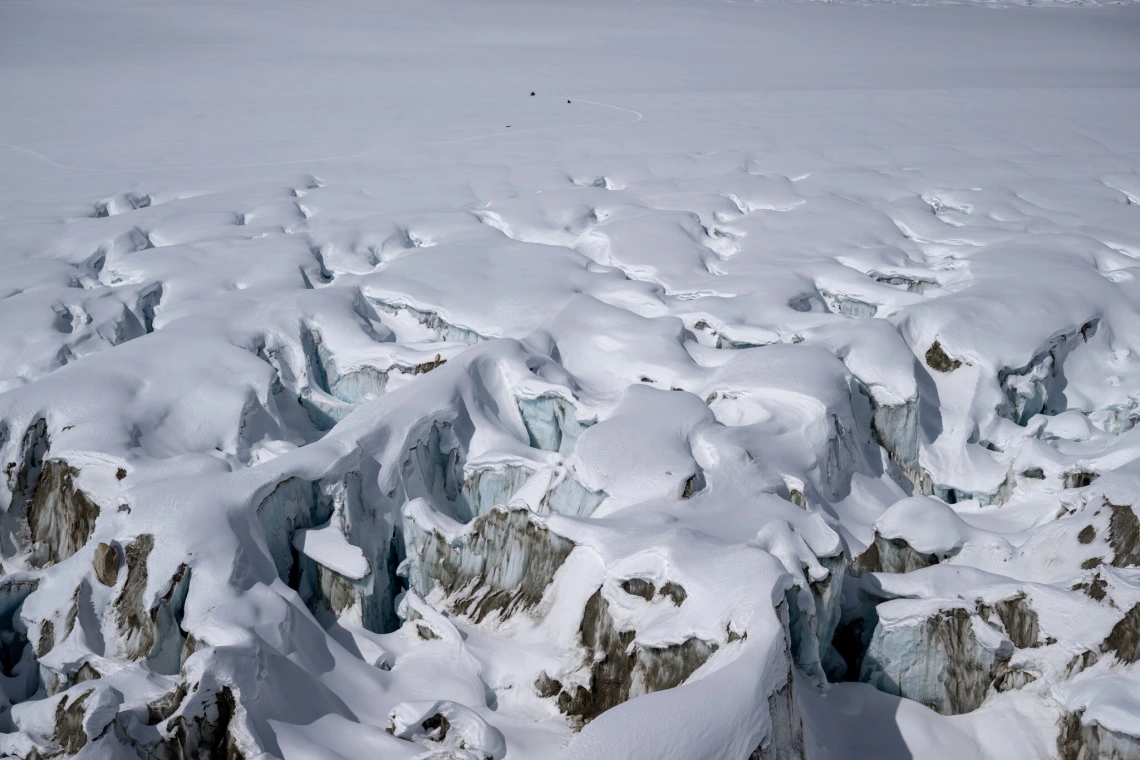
{"left": 1, "top": 0, "right": 1140, "bottom": 758}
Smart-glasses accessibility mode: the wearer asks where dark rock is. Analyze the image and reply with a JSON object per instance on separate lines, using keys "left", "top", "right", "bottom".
{"left": 925, "top": 341, "right": 962, "bottom": 372}
{"left": 1072, "top": 573, "right": 1108, "bottom": 602}
{"left": 421, "top": 712, "right": 450, "bottom": 742}
{"left": 74, "top": 662, "right": 101, "bottom": 684}
{"left": 94, "top": 542, "right": 121, "bottom": 586}
{"left": 1102, "top": 604, "right": 1140, "bottom": 664}
{"left": 978, "top": 593, "right": 1040, "bottom": 649}
{"left": 535, "top": 672, "right": 562, "bottom": 698}
{"left": 555, "top": 590, "right": 716, "bottom": 726}
{"left": 112, "top": 538, "right": 191, "bottom": 673}
{"left": 1064, "top": 650, "right": 1098, "bottom": 678}
{"left": 659, "top": 582, "right": 687, "bottom": 606}
{"left": 37, "top": 618, "right": 54, "bottom": 657}
{"left": 620, "top": 578, "right": 655, "bottom": 601}
{"left": 115, "top": 534, "right": 155, "bottom": 660}
{"left": 413, "top": 354, "right": 446, "bottom": 374}
{"left": 28, "top": 460, "right": 100, "bottom": 565}
{"left": 154, "top": 685, "right": 243, "bottom": 760}
{"left": 1108, "top": 501, "right": 1140, "bottom": 567}
{"left": 681, "top": 472, "right": 703, "bottom": 499}
{"left": 855, "top": 533, "right": 949, "bottom": 575}
{"left": 849, "top": 541, "right": 881, "bottom": 576}
{"left": 147, "top": 681, "right": 188, "bottom": 726}
{"left": 54, "top": 688, "right": 94, "bottom": 755}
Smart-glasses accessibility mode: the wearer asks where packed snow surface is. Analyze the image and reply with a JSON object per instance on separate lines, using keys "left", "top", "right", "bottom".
{"left": 1, "top": 0, "right": 1140, "bottom": 758}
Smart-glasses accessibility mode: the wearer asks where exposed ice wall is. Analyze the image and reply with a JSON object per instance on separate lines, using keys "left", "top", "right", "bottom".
{"left": 860, "top": 601, "right": 1010, "bottom": 715}
{"left": 26, "top": 461, "right": 100, "bottom": 567}
{"left": 516, "top": 393, "right": 590, "bottom": 458}
{"left": 403, "top": 502, "right": 575, "bottom": 624}
{"left": 553, "top": 588, "right": 718, "bottom": 724}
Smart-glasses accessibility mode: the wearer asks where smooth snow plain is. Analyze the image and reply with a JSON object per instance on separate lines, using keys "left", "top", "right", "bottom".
{"left": 1, "top": 0, "right": 1140, "bottom": 758}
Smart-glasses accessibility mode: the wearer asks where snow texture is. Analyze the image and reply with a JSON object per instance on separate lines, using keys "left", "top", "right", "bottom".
{"left": 1, "top": 0, "right": 1140, "bottom": 758}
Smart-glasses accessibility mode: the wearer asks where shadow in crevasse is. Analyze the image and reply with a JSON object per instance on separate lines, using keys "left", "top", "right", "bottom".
{"left": 914, "top": 358, "right": 943, "bottom": 446}
{"left": 798, "top": 675, "right": 915, "bottom": 760}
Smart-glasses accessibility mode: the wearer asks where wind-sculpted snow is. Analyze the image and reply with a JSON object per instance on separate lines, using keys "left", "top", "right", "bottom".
{"left": 2, "top": 0, "right": 1140, "bottom": 758}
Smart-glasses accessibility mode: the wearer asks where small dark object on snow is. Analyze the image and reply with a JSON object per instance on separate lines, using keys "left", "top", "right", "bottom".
{"left": 530, "top": 91, "right": 535, "bottom": 96}
{"left": 926, "top": 340, "right": 962, "bottom": 372}
{"left": 620, "top": 578, "right": 655, "bottom": 601}
{"left": 421, "top": 713, "right": 450, "bottom": 741}
{"left": 567, "top": 100, "right": 571, "bottom": 103}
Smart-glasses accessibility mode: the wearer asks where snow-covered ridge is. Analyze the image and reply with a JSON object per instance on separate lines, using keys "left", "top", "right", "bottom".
{"left": 1, "top": 0, "right": 1139, "bottom": 758}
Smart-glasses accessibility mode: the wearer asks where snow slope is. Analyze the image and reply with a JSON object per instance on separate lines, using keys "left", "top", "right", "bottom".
{"left": 1, "top": 0, "right": 1139, "bottom": 758}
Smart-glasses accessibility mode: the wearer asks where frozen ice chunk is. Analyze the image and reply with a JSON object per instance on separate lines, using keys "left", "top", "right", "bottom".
{"left": 293, "top": 522, "right": 370, "bottom": 580}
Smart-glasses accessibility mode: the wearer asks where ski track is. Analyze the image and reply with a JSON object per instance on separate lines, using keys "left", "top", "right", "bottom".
{"left": 0, "top": 96, "right": 643, "bottom": 177}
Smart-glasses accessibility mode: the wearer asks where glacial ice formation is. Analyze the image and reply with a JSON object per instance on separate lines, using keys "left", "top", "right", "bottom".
{"left": 860, "top": 600, "right": 1011, "bottom": 715}
{"left": 2, "top": 0, "right": 1140, "bottom": 758}
{"left": 403, "top": 501, "right": 575, "bottom": 624}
